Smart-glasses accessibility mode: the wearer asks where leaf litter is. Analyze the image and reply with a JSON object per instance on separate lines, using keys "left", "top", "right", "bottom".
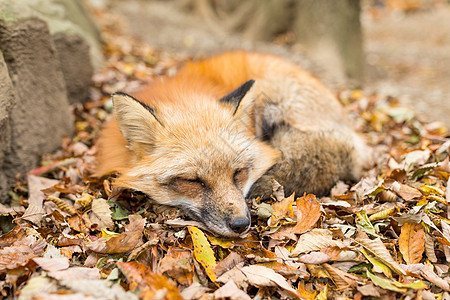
{"left": 1, "top": 5, "right": 450, "bottom": 300}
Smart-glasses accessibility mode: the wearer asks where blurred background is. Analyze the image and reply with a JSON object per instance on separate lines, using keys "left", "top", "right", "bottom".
{"left": 103, "top": 0, "right": 450, "bottom": 128}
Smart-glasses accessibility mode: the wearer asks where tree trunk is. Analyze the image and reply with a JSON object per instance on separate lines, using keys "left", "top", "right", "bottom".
{"left": 293, "top": 0, "right": 364, "bottom": 86}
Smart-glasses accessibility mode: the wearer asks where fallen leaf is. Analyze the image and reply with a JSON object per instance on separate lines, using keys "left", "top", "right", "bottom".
{"left": 86, "top": 215, "right": 145, "bottom": 253}
{"left": 399, "top": 223, "right": 425, "bottom": 264}
{"left": 49, "top": 267, "right": 100, "bottom": 281}
{"left": 215, "top": 252, "right": 244, "bottom": 278}
{"left": 159, "top": 247, "right": 193, "bottom": 285}
{"left": 180, "top": 282, "right": 210, "bottom": 300}
{"left": 298, "top": 252, "right": 331, "bottom": 265}
{"left": 215, "top": 267, "right": 248, "bottom": 291}
{"left": 33, "top": 257, "right": 69, "bottom": 272}
{"left": 323, "top": 263, "right": 359, "bottom": 289}
{"left": 366, "top": 271, "right": 406, "bottom": 293}
{"left": 297, "top": 281, "right": 317, "bottom": 300}
{"left": 60, "top": 278, "right": 138, "bottom": 300}
{"left": 360, "top": 248, "right": 392, "bottom": 278}
{"left": 356, "top": 236, "right": 406, "bottom": 275}
{"left": 214, "top": 280, "right": 251, "bottom": 300}
{"left": 22, "top": 175, "right": 58, "bottom": 225}
{"left": 419, "top": 265, "right": 449, "bottom": 291}
{"left": 117, "top": 261, "right": 182, "bottom": 299}
{"left": 393, "top": 183, "right": 422, "bottom": 201}
{"left": 269, "top": 193, "right": 295, "bottom": 226}
{"left": 356, "top": 284, "right": 381, "bottom": 297}
{"left": 291, "top": 194, "right": 321, "bottom": 234}
{"left": 0, "top": 225, "right": 27, "bottom": 248}
{"left": 239, "top": 265, "right": 299, "bottom": 299}
{"left": 424, "top": 234, "right": 438, "bottom": 263}
{"left": 291, "top": 229, "right": 345, "bottom": 256}
{"left": 188, "top": 226, "right": 217, "bottom": 282}
{"left": 90, "top": 198, "right": 114, "bottom": 230}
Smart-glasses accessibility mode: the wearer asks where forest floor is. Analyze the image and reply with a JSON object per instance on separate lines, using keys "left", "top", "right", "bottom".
{"left": 109, "top": 0, "right": 450, "bottom": 129}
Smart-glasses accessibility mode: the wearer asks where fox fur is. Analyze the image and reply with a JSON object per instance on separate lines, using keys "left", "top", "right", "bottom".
{"left": 96, "top": 51, "right": 369, "bottom": 237}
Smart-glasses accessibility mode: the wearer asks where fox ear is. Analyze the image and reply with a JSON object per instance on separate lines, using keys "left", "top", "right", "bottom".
{"left": 112, "top": 92, "right": 162, "bottom": 145}
{"left": 219, "top": 80, "right": 255, "bottom": 115}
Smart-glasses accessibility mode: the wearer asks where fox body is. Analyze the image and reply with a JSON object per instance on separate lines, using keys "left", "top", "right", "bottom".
{"left": 96, "top": 51, "right": 369, "bottom": 237}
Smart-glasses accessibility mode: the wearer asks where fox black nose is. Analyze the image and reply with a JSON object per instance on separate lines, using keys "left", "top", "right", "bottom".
{"left": 229, "top": 217, "right": 250, "bottom": 234}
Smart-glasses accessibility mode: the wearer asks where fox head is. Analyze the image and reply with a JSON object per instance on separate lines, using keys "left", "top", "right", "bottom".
{"left": 111, "top": 80, "right": 280, "bottom": 237}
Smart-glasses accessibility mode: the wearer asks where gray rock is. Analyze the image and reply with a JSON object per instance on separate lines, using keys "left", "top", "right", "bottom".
{"left": 0, "top": 51, "right": 16, "bottom": 196}
{"left": 0, "top": 18, "right": 74, "bottom": 200}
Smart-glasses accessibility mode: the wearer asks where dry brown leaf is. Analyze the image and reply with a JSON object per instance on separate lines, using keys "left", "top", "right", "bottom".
{"left": 298, "top": 252, "right": 331, "bottom": 265}
{"left": 215, "top": 267, "right": 248, "bottom": 291}
{"left": 424, "top": 234, "right": 438, "bottom": 263}
{"left": 158, "top": 247, "right": 193, "bottom": 285}
{"left": 33, "top": 257, "right": 69, "bottom": 272}
{"left": 22, "top": 175, "right": 59, "bottom": 225}
{"left": 391, "top": 182, "right": 422, "bottom": 201}
{"left": 213, "top": 280, "right": 251, "bottom": 300}
{"left": 0, "top": 244, "right": 38, "bottom": 272}
{"left": 399, "top": 223, "right": 425, "bottom": 264}
{"left": 322, "top": 263, "right": 359, "bottom": 289}
{"left": 291, "top": 229, "right": 345, "bottom": 257}
{"left": 49, "top": 267, "right": 100, "bottom": 281}
{"left": 291, "top": 194, "right": 321, "bottom": 234}
{"left": 59, "top": 278, "right": 137, "bottom": 299}
{"left": 0, "top": 203, "right": 25, "bottom": 215}
{"left": 356, "top": 236, "right": 406, "bottom": 275}
{"left": 420, "top": 264, "right": 450, "bottom": 291}
{"left": 357, "top": 284, "right": 381, "bottom": 297}
{"left": 441, "top": 221, "right": 450, "bottom": 263}
{"left": 89, "top": 198, "right": 114, "bottom": 230}
{"left": 117, "top": 261, "right": 183, "bottom": 299}
{"left": 269, "top": 193, "right": 295, "bottom": 226}
{"left": 215, "top": 252, "right": 244, "bottom": 278}
{"left": 86, "top": 216, "right": 145, "bottom": 254}
{"left": 239, "top": 265, "right": 299, "bottom": 299}
{"left": 180, "top": 282, "right": 210, "bottom": 300}
{"left": 0, "top": 235, "right": 46, "bottom": 273}
{"left": 0, "top": 225, "right": 27, "bottom": 248}
{"left": 271, "top": 178, "right": 285, "bottom": 201}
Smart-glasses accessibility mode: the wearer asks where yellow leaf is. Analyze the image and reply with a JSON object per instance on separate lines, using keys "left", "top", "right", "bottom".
{"left": 207, "top": 235, "right": 234, "bottom": 249}
{"left": 297, "top": 281, "right": 317, "bottom": 300}
{"left": 188, "top": 226, "right": 217, "bottom": 282}
{"left": 419, "top": 185, "right": 445, "bottom": 196}
{"left": 356, "top": 237, "right": 406, "bottom": 276}
{"left": 269, "top": 193, "right": 295, "bottom": 226}
{"left": 100, "top": 228, "right": 120, "bottom": 239}
{"left": 399, "top": 223, "right": 425, "bottom": 265}
{"left": 368, "top": 207, "right": 397, "bottom": 222}
{"left": 366, "top": 271, "right": 406, "bottom": 293}
{"left": 360, "top": 248, "right": 392, "bottom": 278}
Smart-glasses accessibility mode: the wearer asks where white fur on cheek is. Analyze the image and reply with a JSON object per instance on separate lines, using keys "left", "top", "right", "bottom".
{"left": 243, "top": 179, "right": 257, "bottom": 198}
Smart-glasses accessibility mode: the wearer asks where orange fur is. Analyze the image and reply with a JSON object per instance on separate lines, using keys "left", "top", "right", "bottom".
{"left": 96, "top": 51, "right": 369, "bottom": 237}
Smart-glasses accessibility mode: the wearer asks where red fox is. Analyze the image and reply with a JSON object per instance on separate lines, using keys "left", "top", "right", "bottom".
{"left": 96, "top": 51, "right": 369, "bottom": 237}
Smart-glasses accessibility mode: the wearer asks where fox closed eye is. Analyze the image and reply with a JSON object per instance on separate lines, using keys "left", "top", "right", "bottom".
{"left": 233, "top": 168, "right": 249, "bottom": 190}
{"left": 177, "top": 177, "right": 206, "bottom": 187}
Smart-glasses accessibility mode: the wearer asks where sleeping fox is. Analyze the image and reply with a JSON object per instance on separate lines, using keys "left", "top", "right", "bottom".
{"left": 96, "top": 51, "right": 369, "bottom": 237}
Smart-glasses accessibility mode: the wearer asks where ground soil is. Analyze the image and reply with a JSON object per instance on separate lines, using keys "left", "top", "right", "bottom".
{"left": 108, "top": 0, "right": 450, "bottom": 129}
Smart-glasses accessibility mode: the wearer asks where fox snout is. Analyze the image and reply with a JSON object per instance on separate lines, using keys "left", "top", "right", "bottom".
{"left": 191, "top": 186, "right": 252, "bottom": 237}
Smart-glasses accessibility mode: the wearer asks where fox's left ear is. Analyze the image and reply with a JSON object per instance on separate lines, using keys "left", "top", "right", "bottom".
{"left": 219, "top": 80, "right": 255, "bottom": 115}
{"left": 112, "top": 92, "right": 163, "bottom": 147}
